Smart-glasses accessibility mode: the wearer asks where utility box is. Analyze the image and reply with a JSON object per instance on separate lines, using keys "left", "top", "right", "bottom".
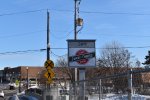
{"left": 46, "top": 95, "right": 53, "bottom": 100}
{"left": 43, "top": 87, "right": 59, "bottom": 100}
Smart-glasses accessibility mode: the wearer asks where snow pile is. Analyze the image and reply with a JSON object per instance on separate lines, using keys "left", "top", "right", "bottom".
{"left": 103, "top": 94, "right": 150, "bottom": 100}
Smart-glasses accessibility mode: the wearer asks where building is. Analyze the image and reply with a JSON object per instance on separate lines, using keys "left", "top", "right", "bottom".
{"left": 2, "top": 66, "right": 44, "bottom": 82}
{"left": 0, "top": 66, "right": 73, "bottom": 87}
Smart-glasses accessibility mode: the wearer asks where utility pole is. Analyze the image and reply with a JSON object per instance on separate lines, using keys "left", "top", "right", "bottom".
{"left": 74, "top": 0, "right": 85, "bottom": 100}
{"left": 74, "top": 0, "right": 77, "bottom": 40}
{"left": 74, "top": 0, "right": 78, "bottom": 99}
{"left": 47, "top": 11, "right": 50, "bottom": 61}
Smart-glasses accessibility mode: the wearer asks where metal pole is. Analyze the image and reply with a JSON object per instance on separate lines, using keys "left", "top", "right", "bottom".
{"left": 19, "top": 73, "right": 21, "bottom": 93}
{"left": 128, "top": 69, "right": 132, "bottom": 100}
{"left": 99, "top": 79, "right": 102, "bottom": 100}
{"left": 26, "top": 67, "right": 29, "bottom": 89}
{"left": 79, "top": 69, "right": 85, "bottom": 100}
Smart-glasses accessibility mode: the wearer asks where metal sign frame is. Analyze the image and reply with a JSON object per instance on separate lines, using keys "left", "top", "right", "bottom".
{"left": 67, "top": 39, "right": 96, "bottom": 68}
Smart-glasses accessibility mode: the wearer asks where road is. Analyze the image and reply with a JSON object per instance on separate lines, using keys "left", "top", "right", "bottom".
{"left": 0, "top": 83, "right": 18, "bottom": 100}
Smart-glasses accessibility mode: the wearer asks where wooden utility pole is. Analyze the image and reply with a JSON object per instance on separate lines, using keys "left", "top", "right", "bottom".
{"left": 47, "top": 11, "right": 50, "bottom": 60}
{"left": 74, "top": 0, "right": 77, "bottom": 40}
{"left": 74, "top": 1, "right": 78, "bottom": 99}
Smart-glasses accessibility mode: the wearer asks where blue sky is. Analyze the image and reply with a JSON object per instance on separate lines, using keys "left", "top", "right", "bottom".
{"left": 0, "top": 0, "right": 150, "bottom": 68}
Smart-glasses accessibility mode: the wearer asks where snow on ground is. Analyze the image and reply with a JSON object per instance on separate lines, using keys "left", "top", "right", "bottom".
{"left": 103, "top": 94, "right": 150, "bottom": 100}
{"left": 88, "top": 94, "right": 150, "bottom": 100}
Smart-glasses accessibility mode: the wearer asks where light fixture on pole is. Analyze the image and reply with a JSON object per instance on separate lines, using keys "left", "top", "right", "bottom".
{"left": 26, "top": 67, "right": 29, "bottom": 89}
{"left": 19, "top": 73, "right": 21, "bottom": 93}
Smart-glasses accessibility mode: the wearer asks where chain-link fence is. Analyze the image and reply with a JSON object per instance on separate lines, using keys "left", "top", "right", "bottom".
{"left": 32, "top": 68, "right": 150, "bottom": 100}
{"left": 68, "top": 68, "right": 150, "bottom": 100}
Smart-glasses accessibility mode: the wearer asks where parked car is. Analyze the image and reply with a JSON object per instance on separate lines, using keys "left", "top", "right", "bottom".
{"left": 0, "top": 90, "right": 4, "bottom": 98}
{"left": 9, "top": 83, "right": 16, "bottom": 90}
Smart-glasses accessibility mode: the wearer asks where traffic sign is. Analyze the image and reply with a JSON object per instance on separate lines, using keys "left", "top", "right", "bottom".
{"left": 44, "top": 69, "right": 55, "bottom": 80}
{"left": 44, "top": 60, "right": 54, "bottom": 69}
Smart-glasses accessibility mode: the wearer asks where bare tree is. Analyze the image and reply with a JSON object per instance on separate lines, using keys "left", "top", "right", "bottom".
{"left": 55, "top": 57, "right": 74, "bottom": 83}
{"left": 98, "top": 41, "right": 133, "bottom": 72}
{"left": 135, "top": 59, "right": 141, "bottom": 67}
{"left": 97, "top": 41, "right": 134, "bottom": 93}
{"left": 55, "top": 57, "right": 68, "bottom": 67}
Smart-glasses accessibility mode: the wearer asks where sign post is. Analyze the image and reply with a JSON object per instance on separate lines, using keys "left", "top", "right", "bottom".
{"left": 67, "top": 39, "right": 96, "bottom": 100}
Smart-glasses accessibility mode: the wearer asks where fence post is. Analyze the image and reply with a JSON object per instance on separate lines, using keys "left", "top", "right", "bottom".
{"left": 79, "top": 69, "right": 85, "bottom": 100}
{"left": 128, "top": 69, "right": 132, "bottom": 100}
{"left": 99, "top": 79, "right": 102, "bottom": 100}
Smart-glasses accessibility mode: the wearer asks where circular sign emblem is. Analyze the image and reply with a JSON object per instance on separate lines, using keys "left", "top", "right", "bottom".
{"left": 76, "top": 49, "right": 89, "bottom": 64}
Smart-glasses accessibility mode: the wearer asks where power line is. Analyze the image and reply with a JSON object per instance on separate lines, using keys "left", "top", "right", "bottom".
{"left": 49, "top": 9, "right": 150, "bottom": 16}
{"left": 0, "top": 46, "right": 149, "bottom": 56}
{"left": 80, "top": 10, "right": 150, "bottom": 15}
{"left": 51, "top": 51, "right": 67, "bottom": 58}
{"left": 50, "top": 46, "right": 150, "bottom": 49}
{"left": 0, "top": 9, "right": 46, "bottom": 17}
{"left": 1, "top": 8, "right": 150, "bottom": 17}
{"left": 0, "top": 46, "right": 150, "bottom": 56}
{"left": 0, "top": 49, "right": 46, "bottom": 56}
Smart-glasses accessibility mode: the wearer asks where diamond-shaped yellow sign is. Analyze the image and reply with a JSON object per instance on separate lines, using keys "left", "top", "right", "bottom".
{"left": 44, "top": 69, "right": 55, "bottom": 79}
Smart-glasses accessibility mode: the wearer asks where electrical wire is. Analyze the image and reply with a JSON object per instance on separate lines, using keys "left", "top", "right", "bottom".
{"left": 0, "top": 45, "right": 150, "bottom": 56}
{"left": 49, "top": 9, "right": 150, "bottom": 16}
{"left": 50, "top": 46, "right": 150, "bottom": 50}
{"left": 0, "top": 46, "right": 150, "bottom": 56}
{"left": 50, "top": 51, "right": 67, "bottom": 58}
{"left": 0, "top": 49, "right": 46, "bottom": 56}
{"left": 0, "top": 9, "right": 46, "bottom": 17}
{"left": 1, "top": 8, "right": 150, "bottom": 17}
{"left": 80, "top": 10, "right": 150, "bottom": 15}
{"left": 48, "top": 8, "right": 150, "bottom": 16}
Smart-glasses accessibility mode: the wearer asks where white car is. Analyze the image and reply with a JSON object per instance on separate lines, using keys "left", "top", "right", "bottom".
{"left": 9, "top": 83, "right": 16, "bottom": 90}
{"left": 0, "top": 90, "right": 4, "bottom": 98}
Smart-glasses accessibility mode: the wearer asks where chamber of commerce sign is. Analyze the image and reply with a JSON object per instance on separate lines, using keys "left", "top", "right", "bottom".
{"left": 67, "top": 40, "right": 96, "bottom": 68}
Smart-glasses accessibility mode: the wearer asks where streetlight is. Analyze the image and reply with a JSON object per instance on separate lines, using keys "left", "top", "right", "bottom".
{"left": 26, "top": 67, "right": 29, "bottom": 89}
{"left": 19, "top": 73, "right": 21, "bottom": 93}
{"left": 36, "top": 72, "right": 39, "bottom": 86}
{"left": 12, "top": 72, "right": 14, "bottom": 83}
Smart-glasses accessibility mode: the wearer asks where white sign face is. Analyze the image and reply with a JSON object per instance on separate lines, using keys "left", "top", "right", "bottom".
{"left": 67, "top": 40, "right": 96, "bottom": 68}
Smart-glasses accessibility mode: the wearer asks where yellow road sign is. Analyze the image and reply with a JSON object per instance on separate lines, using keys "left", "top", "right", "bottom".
{"left": 44, "top": 60, "right": 54, "bottom": 69}
{"left": 44, "top": 69, "right": 55, "bottom": 79}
